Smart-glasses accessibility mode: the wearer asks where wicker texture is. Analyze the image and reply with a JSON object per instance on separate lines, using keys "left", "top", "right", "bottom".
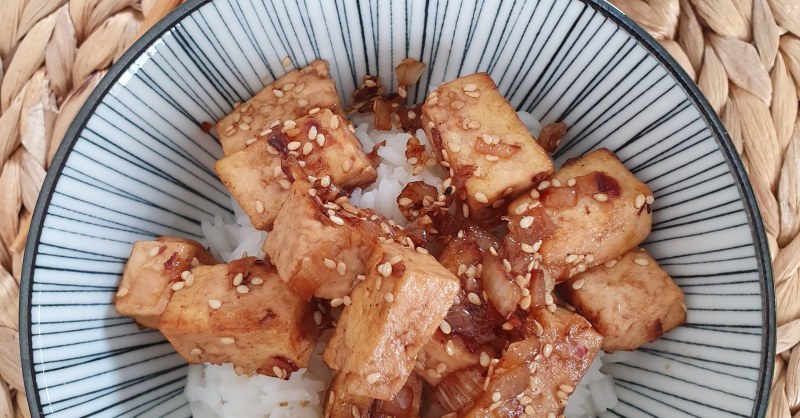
{"left": 0, "top": 0, "right": 797, "bottom": 417}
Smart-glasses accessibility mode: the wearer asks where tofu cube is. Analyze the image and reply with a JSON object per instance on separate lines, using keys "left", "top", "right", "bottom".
{"left": 158, "top": 257, "right": 319, "bottom": 377}
{"left": 323, "top": 242, "right": 460, "bottom": 400}
{"left": 215, "top": 60, "right": 342, "bottom": 155}
{"left": 562, "top": 248, "right": 687, "bottom": 352}
{"left": 506, "top": 148, "right": 653, "bottom": 282}
{"left": 325, "top": 373, "right": 423, "bottom": 418}
{"left": 421, "top": 73, "right": 553, "bottom": 218}
{"left": 215, "top": 108, "right": 376, "bottom": 230}
{"left": 264, "top": 179, "right": 413, "bottom": 300}
{"left": 462, "top": 308, "right": 602, "bottom": 418}
{"left": 115, "top": 237, "right": 215, "bottom": 328}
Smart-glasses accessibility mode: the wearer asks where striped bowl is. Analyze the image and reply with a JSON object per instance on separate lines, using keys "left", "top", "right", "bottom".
{"left": 20, "top": 0, "right": 774, "bottom": 417}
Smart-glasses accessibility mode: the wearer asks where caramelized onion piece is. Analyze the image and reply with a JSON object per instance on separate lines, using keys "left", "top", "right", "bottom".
{"left": 537, "top": 122, "right": 567, "bottom": 153}
{"left": 397, "top": 181, "right": 439, "bottom": 221}
{"left": 395, "top": 58, "right": 426, "bottom": 87}
{"left": 434, "top": 366, "right": 485, "bottom": 413}
{"left": 473, "top": 139, "right": 521, "bottom": 157}
{"left": 481, "top": 252, "right": 521, "bottom": 318}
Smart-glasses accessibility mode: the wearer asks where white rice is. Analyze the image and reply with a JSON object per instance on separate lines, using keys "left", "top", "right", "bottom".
{"left": 189, "top": 112, "right": 617, "bottom": 417}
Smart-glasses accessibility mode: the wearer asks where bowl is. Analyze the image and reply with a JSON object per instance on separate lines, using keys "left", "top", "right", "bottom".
{"left": 19, "top": 0, "right": 775, "bottom": 416}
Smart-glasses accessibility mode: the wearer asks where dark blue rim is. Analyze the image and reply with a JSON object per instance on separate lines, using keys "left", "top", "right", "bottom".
{"left": 19, "top": 0, "right": 774, "bottom": 417}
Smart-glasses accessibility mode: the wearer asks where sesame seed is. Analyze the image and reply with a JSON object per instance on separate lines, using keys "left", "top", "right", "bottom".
{"left": 399, "top": 197, "right": 413, "bottom": 206}
{"left": 440, "top": 320, "right": 452, "bottom": 334}
{"left": 543, "top": 343, "right": 553, "bottom": 357}
{"left": 634, "top": 257, "right": 650, "bottom": 266}
{"left": 232, "top": 273, "right": 244, "bottom": 286}
{"left": 171, "top": 281, "right": 185, "bottom": 291}
{"left": 245, "top": 137, "right": 257, "bottom": 146}
{"left": 148, "top": 246, "right": 160, "bottom": 257}
{"left": 605, "top": 259, "right": 618, "bottom": 268}
{"left": 448, "top": 142, "right": 461, "bottom": 153}
{"left": 307, "top": 125, "right": 318, "bottom": 140}
{"left": 191, "top": 257, "right": 200, "bottom": 267}
{"left": 427, "top": 96, "right": 439, "bottom": 106}
{"left": 313, "top": 133, "right": 325, "bottom": 147}
{"left": 356, "top": 274, "right": 367, "bottom": 281}
{"left": 251, "top": 277, "right": 264, "bottom": 285}
{"left": 480, "top": 352, "right": 490, "bottom": 367}
{"left": 190, "top": 348, "right": 202, "bottom": 355}
{"left": 282, "top": 56, "right": 292, "bottom": 66}
{"left": 322, "top": 259, "right": 337, "bottom": 270}
{"left": 390, "top": 254, "right": 403, "bottom": 264}
{"left": 489, "top": 246, "right": 498, "bottom": 256}
{"left": 463, "top": 83, "right": 478, "bottom": 92}
{"left": 272, "top": 89, "right": 284, "bottom": 97}
{"left": 514, "top": 204, "right": 528, "bottom": 215}
{"left": 416, "top": 247, "right": 429, "bottom": 255}
{"left": 343, "top": 295, "right": 352, "bottom": 306}
{"left": 593, "top": 193, "right": 609, "bottom": 202}
{"left": 520, "top": 243, "right": 536, "bottom": 254}
{"left": 220, "top": 337, "right": 235, "bottom": 345}
{"left": 208, "top": 299, "right": 222, "bottom": 309}
{"left": 364, "top": 79, "right": 377, "bottom": 87}
{"left": 320, "top": 175, "right": 331, "bottom": 188}
{"left": 238, "top": 122, "right": 250, "bottom": 131}
{"left": 565, "top": 254, "right": 578, "bottom": 264}
{"left": 519, "top": 216, "right": 534, "bottom": 229}
{"left": 467, "top": 292, "right": 482, "bottom": 305}
{"left": 273, "top": 366, "right": 285, "bottom": 378}
{"left": 313, "top": 311, "right": 323, "bottom": 325}
{"left": 545, "top": 293, "right": 554, "bottom": 305}
{"left": 286, "top": 141, "right": 301, "bottom": 151}
{"left": 237, "top": 285, "right": 249, "bottom": 294}
{"left": 502, "top": 258, "right": 512, "bottom": 272}
{"left": 366, "top": 373, "right": 382, "bottom": 384}
{"left": 635, "top": 193, "right": 646, "bottom": 209}
{"left": 309, "top": 107, "right": 320, "bottom": 115}
{"left": 467, "top": 120, "right": 481, "bottom": 129}
{"left": 572, "top": 279, "right": 585, "bottom": 290}
{"left": 551, "top": 179, "right": 562, "bottom": 187}
{"left": 537, "top": 181, "right": 550, "bottom": 191}
{"left": 330, "top": 115, "right": 340, "bottom": 130}
{"left": 329, "top": 215, "right": 345, "bottom": 225}
{"left": 474, "top": 192, "right": 489, "bottom": 204}
{"left": 375, "top": 276, "right": 383, "bottom": 291}
{"left": 295, "top": 83, "right": 306, "bottom": 93}
{"left": 302, "top": 142, "right": 313, "bottom": 155}
{"left": 337, "top": 261, "right": 347, "bottom": 276}
{"left": 330, "top": 298, "right": 344, "bottom": 307}
{"left": 465, "top": 90, "right": 480, "bottom": 98}
{"left": 180, "top": 270, "right": 191, "bottom": 280}
{"left": 241, "top": 115, "right": 253, "bottom": 124}
{"left": 351, "top": 405, "right": 361, "bottom": 418}
{"left": 116, "top": 287, "right": 129, "bottom": 297}
{"left": 548, "top": 413, "right": 556, "bottom": 418}
{"left": 298, "top": 98, "right": 308, "bottom": 107}
{"left": 232, "top": 112, "right": 242, "bottom": 122}
{"left": 501, "top": 322, "right": 514, "bottom": 330}
{"left": 378, "top": 262, "right": 393, "bottom": 277}
{"left": 520, "top": 295, "right": 532, "bottom": 310}
{"left": 384, "top": 292, "right": 395, "bottom": 303}
{"left": 529, "top": 189, "right": 540, "bottom": 199}
{"left": 255, "top": 200, "right": 265, "bottom": 214}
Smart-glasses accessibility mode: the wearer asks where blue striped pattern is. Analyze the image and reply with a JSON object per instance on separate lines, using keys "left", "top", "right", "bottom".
{"left": 20, "top": 0, "right": 773, "bottom": 417}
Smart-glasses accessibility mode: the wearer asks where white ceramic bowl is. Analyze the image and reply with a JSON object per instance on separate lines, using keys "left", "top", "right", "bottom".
{"left": 20, "top": 0, "right": 774, "bottom": 417}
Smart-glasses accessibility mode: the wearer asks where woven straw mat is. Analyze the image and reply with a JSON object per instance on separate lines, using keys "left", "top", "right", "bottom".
{"left": 0, "top": 0, "right": 798, "bottom": 417}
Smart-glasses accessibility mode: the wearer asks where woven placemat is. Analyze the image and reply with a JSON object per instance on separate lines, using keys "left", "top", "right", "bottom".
{"left": 0, "top": 0, "right": 797, "bottom": 417}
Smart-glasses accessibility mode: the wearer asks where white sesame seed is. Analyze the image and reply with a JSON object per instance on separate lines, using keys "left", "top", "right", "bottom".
{"left": 282, "top": 56, "right": 292, "bottom": 66}
{"left": 520, "top": 294, "right": 532, "bottom": 310}
{"left": 646, "top": 195, "right": 655, "bottom": 204}
{"left": 309, "top": 107, "right": 320, "bottom": 115}
{"left": 330, "top": 298, "right": 344, "bottom": 307}
{"left": 208, "top": 299, "right": 222, "bottom": 309}
{"left": 537, "top": 181, "right": 550, "bottom": 191}
{"left": 329, "top": 215, "right": 345, "bottom": 225}
{"left": 390, "top": 255, "right": 403, "bottom": 264}
{"left": 635, "top": 193, "right": 646, "bottom": 209}
{"left": 399, "top": 197, "right": 413, "bottom": 206}
{"left": 298, "top": 98, "right": 308, "bottom": 107}
{"left": 148, "top": 246, "right": 160, "bottom": 257}
{"left": 307, "top": 125, "right": 318, "bottom": 140}
{"left": 384, "top": 292, "right": 395, "bottom": 303}
{"left": 351, "top": 405, "right": 361, "bottom": 418}
{"left": 343, "top": 295, "right": 352, "bottom": 306}
{"left": 272, "top": 89, "right": 284, "bottom": 97}
{"left": 356, "top": 274, "right": 367, "bottom": 281}
{"left": 501, "top": 322, "right": 514, "bottom": 330}
{"left": 251, "top": 277, "right": 264, "bottom": 285}
{"left": 302, "top": 142, "right": 313, "bottom": 155}
{"left": 416, "top": 247, "right": 429, "bottom": 255}
{"left": 543, "top": 343, "right": 553, "bottom": 357}
{"left": 439, "top": 320, "right": 452, "bottom": 334}
{"left": 448, "top": 142, "right": 461, "bottom": 153}
{"left": 492, "top": 391, "right": 501, "bottom": 402}
{"left": 520, "top": 243, "right": 536, "bottom": 254}
{"left": 467, "top": 292, "right": 482, "bottom": 305}
{"left": 572, "top": 279, "right": 585, "bottom": 290}
{"left": 634, "top": 257, "right": 650, "bottom": 266}
{"left": 519, "top": 216, "right": 534, "bottom": 229}
{"left": 474, "top": 192, "right": 489, "bottom": 204}
{"left": 313, "top": 311, "right": 323, "bottom": 325}
{"left": 220, "top": 337, "right": 235, "bottom": 345}
{"left": 605, "top": 259, "right": 618, "bottom": 268}
{"left": 255, "top": 200, "right": 265, "bottom": 214}
{"left": 480, "top": 352, "right": 490, "bottom": 367}
{"left": 171, "top": 281, "right": 185, "bottom": 291}
{"left": 462, "top": 83, "right": 477, "bottom": 92}
{"left": 273, "top": 366, "right": 285, "bottom": 378}
{"left": 565, "top": 254, "right": 578, "bottom": 264}
{"left": 323, "top": 258, "right": 336, "bottom": 269}
{"left": 237, "top": 285, "right": 249, "bottom": 294}
{"left": 239, "top": 122, "right": 251, "bottom": 131}
{"left": 593, "top": 193, "right": 608, "bottom": 202}
{"left": 502, "top": 258, "right": 512, "bottom": 272}
{"left": 366, "top": 372, "right": 382, "bottom": 384}
{"left": 330, "top": 115, "right": 340, "bottom": 130}
{"left": 190, "top": 348, "right": 202, "bottom": 355}
{"left": 337, "top": 262, "right": 347, "bottom": 276}
{"left": 232, "top": 272, "right": 244, "bottom": 286}
{"left": 279, "top": 179, "right": 291, "bottom": 189}
{"left": 551, "top": 178, "right": 562, "bottom": 187}
{"left": 465, "top": 90, "right": 480, "bottom": 98}
{"left": 287, "top": 141, "right": 301, "bottom": 151}
{"left": 364, "top": 79, "right": 377, "bottom": 87}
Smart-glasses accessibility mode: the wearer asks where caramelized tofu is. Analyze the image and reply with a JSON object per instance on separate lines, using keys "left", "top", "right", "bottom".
{"left": 417, "top": 332, "right": 481, "bottom": 386}
{"left": 216, "top": 60, "right": 342, "bottom": 155}
{"left": 506, "top": 148, "right": 653, "bottom": 282}
{"left": 562, "top": 249, "right": 686, "bottom": 352}
{"left": 158, "top": 257, "right": 318, "bottom": 378}
{"left": 114, "top": 237, "right": 215, "bottom": 328}
{"left": 215, "top": 108, "right": 376, "bottom": 230}
{"left": 323, "top": 242, "right": 460, "bottom": 400}
{"left": 421, "top": 73, "right": 553, "bottom": 219}
{"left": 325, "top": 373, "right": 423, "bottom": 418}
{"left": 264, "top": 180, "right": 411, "bottom": 300}
{"left": 462, "top": 308, "right": 602, "bottom": 418}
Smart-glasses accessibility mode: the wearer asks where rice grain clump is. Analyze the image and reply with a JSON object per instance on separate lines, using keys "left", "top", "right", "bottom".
{"left": 186, "top": 111, "right": 617, "bottom": 418}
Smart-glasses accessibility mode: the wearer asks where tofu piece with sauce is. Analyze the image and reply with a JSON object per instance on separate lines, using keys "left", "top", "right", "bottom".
{"left": 215, "top": 108, "right": 376, "bottom": 230}
{"left": 324, "top": 372, "right": 423, "bottom": 418}
{"left": 323, "top": 242, "right": 460, "bottom": 401}
{"left": 421, "top": 73, "right": 553, "bottom": 219}
{"left": 114, "top": 237, "right": 215, "bottom": 329}
{"left": 158, "top": 257, "right": 319, "bottom": 378}
{"left": 506, "top": 148, "right": 653, "bottom": 282}
{"left": 215, "top": 60, "right": 343, "bottom": 155}
{"left": 562, "top": 248, "right": 687, "bottom": 352}
{"left": 461, "top": 308, "right": 603, "bottom": 418}
{"left": 264, "top": 179, "right": 410, "bottom": 300}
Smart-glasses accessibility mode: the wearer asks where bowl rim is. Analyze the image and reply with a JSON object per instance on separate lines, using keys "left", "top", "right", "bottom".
{"left": 18, "top": 0, "right": 775, "bottom": 416}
